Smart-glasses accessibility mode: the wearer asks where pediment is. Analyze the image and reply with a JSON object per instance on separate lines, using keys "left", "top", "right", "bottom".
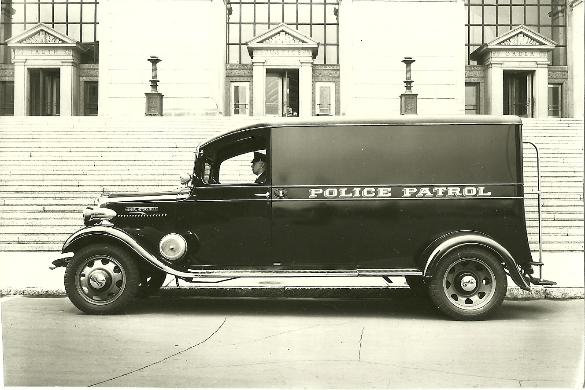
{"left": 7, "top": 23, "right": 77, "bottom": 46}
{"left": 471, "top": 25, "right": 556, "bottom": 62}
{"left": 489, "top": 25, "right": 557, "bottom": 47}
{"left": 247, "top": 23, "right": 319, "bottom": 49}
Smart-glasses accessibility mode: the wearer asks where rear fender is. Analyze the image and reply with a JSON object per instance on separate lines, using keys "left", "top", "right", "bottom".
{"left": 422, "top": 231, "right": 530, "bottom": 290}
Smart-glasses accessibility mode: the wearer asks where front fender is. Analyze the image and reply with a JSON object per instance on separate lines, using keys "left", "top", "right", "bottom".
{"left": 62, "top": 225, "right": 195, "bottom": 278}
{"left": 422, "top": 231, "right": 530, "bottom": 290}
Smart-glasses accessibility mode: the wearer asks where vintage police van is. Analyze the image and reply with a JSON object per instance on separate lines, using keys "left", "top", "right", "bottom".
{"left": 51, "top": 116, "right": 553, "bottom": 320}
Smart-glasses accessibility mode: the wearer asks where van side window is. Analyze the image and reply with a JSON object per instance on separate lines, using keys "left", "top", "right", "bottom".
{"left": 219, "top": 150, "right": 267, "bottom": 184}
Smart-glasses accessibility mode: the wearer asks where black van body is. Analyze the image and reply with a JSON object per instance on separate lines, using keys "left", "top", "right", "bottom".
{"left": 52, "top": 116, "right": 540, "bottom": 319}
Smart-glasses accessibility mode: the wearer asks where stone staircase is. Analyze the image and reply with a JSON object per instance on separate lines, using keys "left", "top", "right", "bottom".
{"left": 0, "top": 117, "right": 583, "bottom": 253}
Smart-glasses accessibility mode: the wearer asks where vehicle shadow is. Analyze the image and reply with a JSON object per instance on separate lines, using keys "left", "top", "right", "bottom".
{"left": 114, "top": 289, "right": 554, "bottom": 320}
{"left": 127, "top": 289, "right": 441, "bottom": 319}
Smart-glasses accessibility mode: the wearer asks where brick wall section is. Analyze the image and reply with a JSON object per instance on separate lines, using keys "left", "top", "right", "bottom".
{"left": 0, "top": 117, "right": 582, "bottom": 252}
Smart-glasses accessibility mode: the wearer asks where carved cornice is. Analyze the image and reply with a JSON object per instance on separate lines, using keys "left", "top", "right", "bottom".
{"left": 21, "top": 30, "right": 65, "bottom": 44}
{"left": 500, "top": 33, "right": 539, "bottom": 46}
{"left": 261, "top": 32, "right": 304, "bottom": 45}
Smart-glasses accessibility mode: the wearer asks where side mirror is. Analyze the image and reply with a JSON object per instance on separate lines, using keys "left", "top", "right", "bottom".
{"left": 179, "top": 173, "right": 192, "bottom": 186}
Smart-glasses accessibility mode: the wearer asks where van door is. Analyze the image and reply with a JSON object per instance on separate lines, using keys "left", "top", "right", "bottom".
{"left": 184, "top": 130, "right": 272, "bottom": 267}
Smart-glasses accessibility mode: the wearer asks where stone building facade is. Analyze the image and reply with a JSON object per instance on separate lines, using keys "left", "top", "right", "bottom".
{"left": 0, "top": 0, "right": 582, "bottom": 118}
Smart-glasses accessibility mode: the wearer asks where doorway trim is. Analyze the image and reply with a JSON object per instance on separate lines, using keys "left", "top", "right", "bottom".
{"left": 247, "top": 23, "right": 318, "bottom": 117}
{"left": 471, "top": 25, "right": 556, "bottom": 118}
{"left": 7, "top": 23, "right": 81, "bottom": 116}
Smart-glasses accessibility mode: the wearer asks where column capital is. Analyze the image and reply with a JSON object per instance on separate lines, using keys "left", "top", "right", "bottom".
{"left": 252, "top": 59, "right": 266, "bottom": 65}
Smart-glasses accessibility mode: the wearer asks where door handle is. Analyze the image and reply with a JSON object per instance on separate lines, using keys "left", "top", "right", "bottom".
{"left": 273, "top": 188, "right": 288, "bottom": 199}
{"left": 254, "top": 192, "right": 270, "bottom": 199}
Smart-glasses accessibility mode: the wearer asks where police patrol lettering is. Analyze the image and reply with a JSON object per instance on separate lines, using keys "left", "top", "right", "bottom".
{"left": 308, "top": 186, "right": 492, "bottom": 199}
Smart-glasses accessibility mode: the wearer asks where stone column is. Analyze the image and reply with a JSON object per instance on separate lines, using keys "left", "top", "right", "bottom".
{"left": 252, "top": 59, "right": 266, "bottom": 116}
{"left": 60, "top": 63, "right": 76, "bottom": 116}
{"left": 533, "top": 64, "right": 548, "bottom": 118}
{"left": 12, "top": 59, "right": 26, "bottom": 116}
{"left": 0, "top": 2, "right": 13, "bottom": 63}
{"left": 486, "top": 62, "right": 503, "bottom": 115}
{"left": 299, "top": 59, "right": 313, "bottom": 117}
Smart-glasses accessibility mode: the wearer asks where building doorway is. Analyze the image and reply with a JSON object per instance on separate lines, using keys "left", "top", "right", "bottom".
{"left": 265, "top": 69, "right": 299, "bottom": 117}
{"left": 29, "top": 68, "right": 60, "bottom": 116}
{"left": 503, "top": 71, "right": 533, "bottom": 117}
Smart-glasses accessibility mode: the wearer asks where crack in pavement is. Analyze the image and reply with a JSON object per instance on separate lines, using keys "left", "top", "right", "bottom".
{"left": 222, "top": 320, "right": 353, "bottom": 347}
{"left": 358, "top": 327, "right": 364, "bottom": 361}
{"left": 88, "top": 317, "right": 227, "bottom": 387}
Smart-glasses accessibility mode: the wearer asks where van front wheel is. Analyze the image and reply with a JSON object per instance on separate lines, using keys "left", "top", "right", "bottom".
{"left": 428, "top": 249, "right": 507, "bottom": 320}
{"left": 64, "top": 244, "right": 140, "bottom": 314}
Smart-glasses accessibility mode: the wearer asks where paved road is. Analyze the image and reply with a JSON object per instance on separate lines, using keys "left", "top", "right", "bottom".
{"left": 2, "top": 295, "right": 583, "bottom": 388}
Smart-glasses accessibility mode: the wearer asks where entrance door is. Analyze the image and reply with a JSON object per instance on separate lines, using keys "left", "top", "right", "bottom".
{"left": 29, "top": 68, "right": 60, "bottom": 116}
{"left": 265, "top": 70, "right": 299, "bottom": 117}
{"left": 503, "top": 71, "right": 533, "bottom": 117}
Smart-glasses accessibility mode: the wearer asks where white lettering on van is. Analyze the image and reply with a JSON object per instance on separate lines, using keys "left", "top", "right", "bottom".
{"left": 307, "top": 186, "right": 494, "bottom": 199}
{"left": 339, "top": 188, "right": 353, "bottom": 198}
{"left": 362, "top": 188, "right": 376, "bottom": 197}
{"left": 324, "top": 188, "right": 338, "bottom": 198}
{"left": 377, "top": 187, "right": 392, "bottom": 197}
{"left": 478, "top": 186, "right": 492, "bottom": 196}
{"left": 447, "top": 187, "right": 462, "bottom": 196}
{"left": 403, "top": 188, "right": 417, "bottom": 197}
{"left": 416, "top": 188, "right": 434, "bottom": 198}
{"left": 463, "top": 187, "right": 477, "bottom": 196}
{"left": 309, "top": 188, "right": 323, "bottom": 198}
{"left": 434, "top": 187, "right": 447, "bottom": 197}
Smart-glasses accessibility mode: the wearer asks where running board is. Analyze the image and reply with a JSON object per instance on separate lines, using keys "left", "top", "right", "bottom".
{"left": 179, "top": 268, "right": 423, "bottom": 280}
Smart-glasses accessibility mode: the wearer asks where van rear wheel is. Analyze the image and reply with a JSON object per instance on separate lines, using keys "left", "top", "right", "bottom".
{"left": 428, "top": 248, "right": 507, "bottom": 320}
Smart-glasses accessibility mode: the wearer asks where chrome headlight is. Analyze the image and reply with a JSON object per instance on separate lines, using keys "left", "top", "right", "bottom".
{"left": 83, "top": 207, "right": 117, "bottom": 226}
{"left": 159, "top": 233, "right": 187, "bottom": 261}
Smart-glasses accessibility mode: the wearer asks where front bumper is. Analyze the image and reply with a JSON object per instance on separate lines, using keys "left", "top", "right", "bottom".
{"left": 49, "top": 252, "right": 74, "bottom": 270}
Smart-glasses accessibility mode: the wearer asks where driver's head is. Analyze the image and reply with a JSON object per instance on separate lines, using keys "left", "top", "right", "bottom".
{"left": 251, "top": 152, "right": 266, "bottom": 175}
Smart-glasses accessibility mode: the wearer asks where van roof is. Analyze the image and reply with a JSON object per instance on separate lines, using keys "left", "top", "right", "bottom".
{"left": 200, "top": 115, "right": 522, "bottom": 148}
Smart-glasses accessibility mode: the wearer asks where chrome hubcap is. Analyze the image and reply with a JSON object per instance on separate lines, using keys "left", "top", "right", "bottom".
{"left": 88, "top": 270, "right": 110, "bottom": 289}
{"left": 76, "top": 256, "right": 126, "bottom": 305}
{"left": 443, "top": 257, "right": 496, "bottom": 311}
{"left": 460, "top": 275, "right": 477, "bottom": 292}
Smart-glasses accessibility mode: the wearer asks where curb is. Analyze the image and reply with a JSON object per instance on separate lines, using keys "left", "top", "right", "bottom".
{"left": 1, "top": 286, "right": 583, "bottom": 299}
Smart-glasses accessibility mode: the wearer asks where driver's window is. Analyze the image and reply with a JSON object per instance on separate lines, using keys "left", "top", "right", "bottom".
{"left": 219, "top": 149, "right": 266, "bottom": 184}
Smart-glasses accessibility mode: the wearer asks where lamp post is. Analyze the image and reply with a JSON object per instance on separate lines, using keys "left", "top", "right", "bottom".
{"left": 145, "top": 56, "right": 163, "bottom": 116}
{"left": 400, "top": 56, "right": 417, "bottom": 115}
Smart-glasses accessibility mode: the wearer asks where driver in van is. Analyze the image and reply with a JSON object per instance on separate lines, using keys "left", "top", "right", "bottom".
{"left": 251, "top": 152, "right": 267, "bottom": 184}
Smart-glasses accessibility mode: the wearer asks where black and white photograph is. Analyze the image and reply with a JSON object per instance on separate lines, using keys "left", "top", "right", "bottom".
{"left": 0, "top": 0, "right": 583, "bottom": 387}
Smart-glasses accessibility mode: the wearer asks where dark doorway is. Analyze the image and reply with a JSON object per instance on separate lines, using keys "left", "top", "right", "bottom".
{"left": 265, "top": 69, "right": 299, "bottom": 117}
{"left": 29, "top": 68, "right": 60, "bottom": 116}
{"left": 84, "top": 81, "right": 99, "bottom": 116}
{"left": 503, "top": 71, "right": 533, "bottom": 117}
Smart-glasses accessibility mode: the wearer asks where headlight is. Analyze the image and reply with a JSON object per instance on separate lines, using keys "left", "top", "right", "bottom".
{"left": 159, "top": 233, "right": 187, "bottom": 261}
{"left": 83, "top": 207, "right": 117, "bottom": 226}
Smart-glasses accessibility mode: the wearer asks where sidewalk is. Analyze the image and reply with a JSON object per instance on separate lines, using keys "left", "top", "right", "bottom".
{"left": 0, "top": 251, "right": 583, "bottom": 299}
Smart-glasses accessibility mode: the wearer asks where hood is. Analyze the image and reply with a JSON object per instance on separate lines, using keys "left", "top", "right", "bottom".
{"left": 100, "top": 190, "right": 185, "bottom": 205}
